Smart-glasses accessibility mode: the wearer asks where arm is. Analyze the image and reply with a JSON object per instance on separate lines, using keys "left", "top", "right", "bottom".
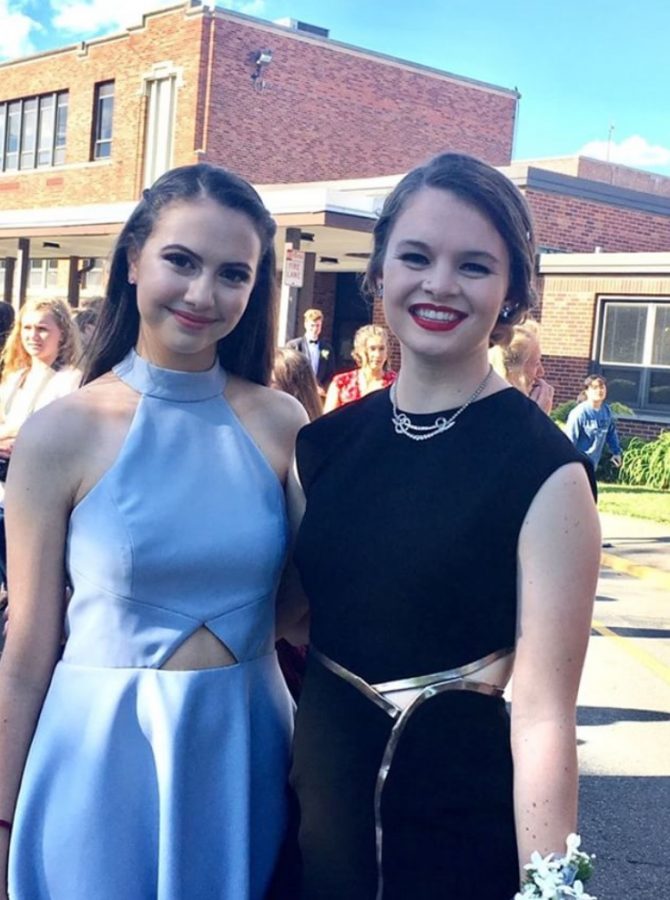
{"left": 511, "top": 462, "right": 600, "bottom": 876}
{"left": 276, "top": 456, "right": 310, "bottom": 645}
{"left": 0, "top": 410, "right": 77, "bottom": 893}
{"left": 564, "top": 407, "right": 582, "bottom": 445}
{"left": 605, "top": 409, "right": 622, "bottom": 464}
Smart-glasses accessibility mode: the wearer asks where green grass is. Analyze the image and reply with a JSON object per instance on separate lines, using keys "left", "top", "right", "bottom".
{"left": 597, "top": 482, "right": 670, "bottom": 523}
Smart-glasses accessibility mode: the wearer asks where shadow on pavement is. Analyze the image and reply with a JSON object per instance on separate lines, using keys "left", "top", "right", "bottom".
{"left": 577, "top": 705, "right": 670, "bottom": 726}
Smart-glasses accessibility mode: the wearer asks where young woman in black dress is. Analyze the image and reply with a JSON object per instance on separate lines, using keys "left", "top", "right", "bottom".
{"left": 286, "top": 153, "right": 600, "bottom": 899}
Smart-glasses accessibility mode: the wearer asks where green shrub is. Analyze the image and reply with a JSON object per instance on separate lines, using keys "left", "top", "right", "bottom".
{"left": 596, "top": 435, "right": 634, "bottom": 483}
{"left": 550, "top": 400, "right": 577, "bottom": 425}
{"left": 619, "top": 432, "right": 670, "bottom": 490}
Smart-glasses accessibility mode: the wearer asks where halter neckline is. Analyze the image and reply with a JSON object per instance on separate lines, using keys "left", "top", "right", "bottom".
{"left": 113, "top": 349, "right": 226, "bottom": 402}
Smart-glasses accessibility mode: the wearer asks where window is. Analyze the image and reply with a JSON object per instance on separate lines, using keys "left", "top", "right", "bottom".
{"left": 143, "top": 69, "right": 178, "bottom": 187}
{"left": 598, "top": 299, "right": 670, "bottom": 413}
{"left": 28, "top": 259, "right": 59, "bottom": 291}
{"left": 92, "top": 81, "right": 114, "bottom": 160}
{"left": 82, "top": 258, "right": 104, "bottom": 291}
{"left": 0, "top": 91, "right": 68, "bottom": 172}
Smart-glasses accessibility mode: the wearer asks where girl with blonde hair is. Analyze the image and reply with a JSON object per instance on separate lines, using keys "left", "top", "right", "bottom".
{"left": 489, "top": 319, "right": 554, "bottom": 413}
{"left": 323, "top": 323, "right": 396, "bottom": 412}
{"left": 0, "top": 298, "right": 81, "bottom": 468}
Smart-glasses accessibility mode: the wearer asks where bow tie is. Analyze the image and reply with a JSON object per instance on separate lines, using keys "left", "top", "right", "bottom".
{"left": 308, "top": 340, "right": 319, "bottom": 344}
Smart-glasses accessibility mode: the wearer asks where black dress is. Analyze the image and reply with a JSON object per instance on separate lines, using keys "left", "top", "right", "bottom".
{"left": 290, "top": 387, "right": 596, "bottom": 900}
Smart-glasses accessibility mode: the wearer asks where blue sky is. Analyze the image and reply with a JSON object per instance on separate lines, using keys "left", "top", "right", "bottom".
{"left": 2, "top": 0, "right": 669, "bottom": 175}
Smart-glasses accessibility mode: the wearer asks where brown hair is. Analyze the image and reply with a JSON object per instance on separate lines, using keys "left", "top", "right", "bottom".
{"left": 83, "top": 163, "right": 277, "bottom": 386}
{"left": 272, "top": 348, "right": 322, "bottom": 422}
{"left": 363, "top": 152, "right": 536, "bottom": 345}
{"left": 0, "top": 297, "right": 81, "bottom": 380}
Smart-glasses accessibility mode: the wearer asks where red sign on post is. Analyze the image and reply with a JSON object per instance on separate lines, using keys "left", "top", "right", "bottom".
{"left": 284, "top": 248, "right": 305, "bottom": 288}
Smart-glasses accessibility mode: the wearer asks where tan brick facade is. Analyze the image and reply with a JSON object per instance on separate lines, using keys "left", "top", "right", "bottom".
{"left": 0, "top": 7, "right": 206, "bottom": 209}
{"left": 540, "top": 271, "right": 670, "bottom": 437}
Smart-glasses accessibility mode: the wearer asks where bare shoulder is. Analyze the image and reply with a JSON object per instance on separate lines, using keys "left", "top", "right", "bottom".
{"left": 225, "top": 376, "right": 309, "bottom": 483}
{"left": 10, "top": 373, "right": 137, "bottom": 482}
{"left": 226, "top": 376, "right": 309, "bottom": 436}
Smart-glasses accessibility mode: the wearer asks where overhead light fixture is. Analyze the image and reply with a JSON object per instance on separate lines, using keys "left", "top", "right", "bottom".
{"left": 299, "top": 232, "right": 315, "bottom": 242}
{"left": 345, "top": 252, "right": 370, "bottom": 259}
{"left": 43, "top": 241, "right": 61, "bottom": 249}
{"left": 251, "top": 49, "right": 273, "bottom": 91}
{"left": 319, "top": 256, "right": 338, "bottom": 264}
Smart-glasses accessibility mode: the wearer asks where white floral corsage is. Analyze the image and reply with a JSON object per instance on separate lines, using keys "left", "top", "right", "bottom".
{"left": 514, "top": 833, "right": 596, "bottom": 899}
{"left": 320, "top": 348, "right": 330, "bottom": 359}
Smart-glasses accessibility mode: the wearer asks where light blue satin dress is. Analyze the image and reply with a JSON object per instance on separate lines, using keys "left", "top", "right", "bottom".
{"left": 9, "top": 350, "right": 294, "bottom": 899}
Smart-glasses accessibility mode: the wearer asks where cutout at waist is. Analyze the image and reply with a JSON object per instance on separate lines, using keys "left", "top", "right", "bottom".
{"left": 311, "top": 646, "right": 514, "bottom": 718}
{"left": 160, "top": 626, "right": 237, "bottom": 670}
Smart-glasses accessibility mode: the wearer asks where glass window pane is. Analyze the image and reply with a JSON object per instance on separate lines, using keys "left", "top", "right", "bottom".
{"left": 6, "top": 101, "right": 21, "bottom": 170}
{"left": 37, "top": 95, "right": 55, "bottom": 167}
{"left": 601, "top": 304, "right": 647, "bottom": 364}
{"left": 29, "top": 260, "right": 44, "bottom": 289}
{"left": 46, "top": 259, "right": 58, "bottom": 288}
{"left": 0, "top": 104, "right": 6, "bottom": 170}
{"left": 652, "top": 305, "right": 670, "bottom": 366}
{"left": 648, "top": 370, "right": 670, "bottom": 408}
{"left": 20, "top": 98, "right": 38, "bottom": 169}
{"left": 600, "top": 366, "right": 642, "bottom": 406}
{"left": 54, "top": 93, "right": 68, "bottom": 165}
{"left": 93, "top": 83, "right": 114, "bottom": 159}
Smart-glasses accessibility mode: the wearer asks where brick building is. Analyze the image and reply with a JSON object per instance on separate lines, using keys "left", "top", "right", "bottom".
{"left": 537, "top": 252, "right": 670, "bottom": 439}
{"left": 0, "top": 2, "right": 668, "bottom": 433}
{"left": 0, "top": 0, "right": 517, "bottom": 320}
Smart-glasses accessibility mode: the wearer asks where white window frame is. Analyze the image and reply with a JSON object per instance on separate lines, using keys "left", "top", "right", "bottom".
{"left": 596, "top": 296, "right": 670, "bottom": 414}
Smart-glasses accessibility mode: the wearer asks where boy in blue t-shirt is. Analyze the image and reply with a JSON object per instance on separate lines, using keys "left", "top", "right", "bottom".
{"left": 566, "top": 375, "right": 623, "bottom": 471}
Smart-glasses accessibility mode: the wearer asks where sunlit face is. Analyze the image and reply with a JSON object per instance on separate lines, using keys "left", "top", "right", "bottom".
{"left": 381, "top": 187, "right": 510, "bottom": 365}
{"left": 128, "top": 197, "right": 262, "bottom": 371}
{"left": 363, "top": 337, "right": 388, "bottom": 374}
{"left": 305, "top": 316, "right": 323, "bottom": 341}
{"left": 586, "top": 379, "right": 607, "bottom": 407}
{"left": 21, "top": 310, "right": 63, "bottom": 366}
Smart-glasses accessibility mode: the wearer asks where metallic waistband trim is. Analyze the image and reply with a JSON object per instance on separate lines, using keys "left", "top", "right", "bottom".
{"left": 311, "top": 646, "right": 513, "bottom": 900}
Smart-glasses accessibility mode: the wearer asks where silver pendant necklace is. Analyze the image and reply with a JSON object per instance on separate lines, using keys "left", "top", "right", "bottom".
{"left": 390, "top": 365, "right": 494, "bottom": 441}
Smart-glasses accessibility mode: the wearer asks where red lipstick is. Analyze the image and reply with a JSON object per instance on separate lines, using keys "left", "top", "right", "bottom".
{"left": 409, "top": 303, "right": 467, "bottom": 332}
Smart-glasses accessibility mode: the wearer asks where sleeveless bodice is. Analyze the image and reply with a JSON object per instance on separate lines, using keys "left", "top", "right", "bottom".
{"left": 294, "top": 386, "right": 596, "bottom": 683}
{"left": 64, "top": 349, "right": 288, "bottom": 668}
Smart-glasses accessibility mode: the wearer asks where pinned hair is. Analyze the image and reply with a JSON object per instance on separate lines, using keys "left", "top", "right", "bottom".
{"left": 363, "top": 153, "right": 537, "bottom": 345}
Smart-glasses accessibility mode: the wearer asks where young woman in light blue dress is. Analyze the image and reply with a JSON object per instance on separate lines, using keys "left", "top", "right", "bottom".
{"left": 0, "top": 164, "right": 306, "bottom": 900}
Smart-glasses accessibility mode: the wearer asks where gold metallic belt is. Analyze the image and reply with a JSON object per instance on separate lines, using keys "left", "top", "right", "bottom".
{"left": 311, "top": 646, "right": 513, "bottom": 900}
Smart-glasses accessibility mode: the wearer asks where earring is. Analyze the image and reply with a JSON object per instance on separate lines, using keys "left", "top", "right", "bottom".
{"left": 128, "top": 276, "right": 135, "bottom": 286}
{"left": 376, "top": 283, "right": 384, "bottom": 298}
{"left": 500, "top": 304, "right": 515, "bottom": 321}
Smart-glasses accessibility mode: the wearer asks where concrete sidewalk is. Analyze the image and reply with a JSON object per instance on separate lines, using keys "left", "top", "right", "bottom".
{"left": 599, "top": 512, "right": 670, "bottom": 590}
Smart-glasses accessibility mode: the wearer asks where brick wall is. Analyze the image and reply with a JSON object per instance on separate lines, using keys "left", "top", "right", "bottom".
{"left": 202, "top": 12, "right": 517, "bottom": 183}
{"left": 0, "top": 7, "right": 206, "bottom": 209}
{"left": 617, "top": 420, "right": 667, "bottom": 441}
{"left": 526, "top": 189, "right": 670, "bottom": 252}
{"left": 311, "top": 272, "right": 337, "bottom": 339}
{"left": 540, "top": 274, "right": 670, "bottom": 433}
